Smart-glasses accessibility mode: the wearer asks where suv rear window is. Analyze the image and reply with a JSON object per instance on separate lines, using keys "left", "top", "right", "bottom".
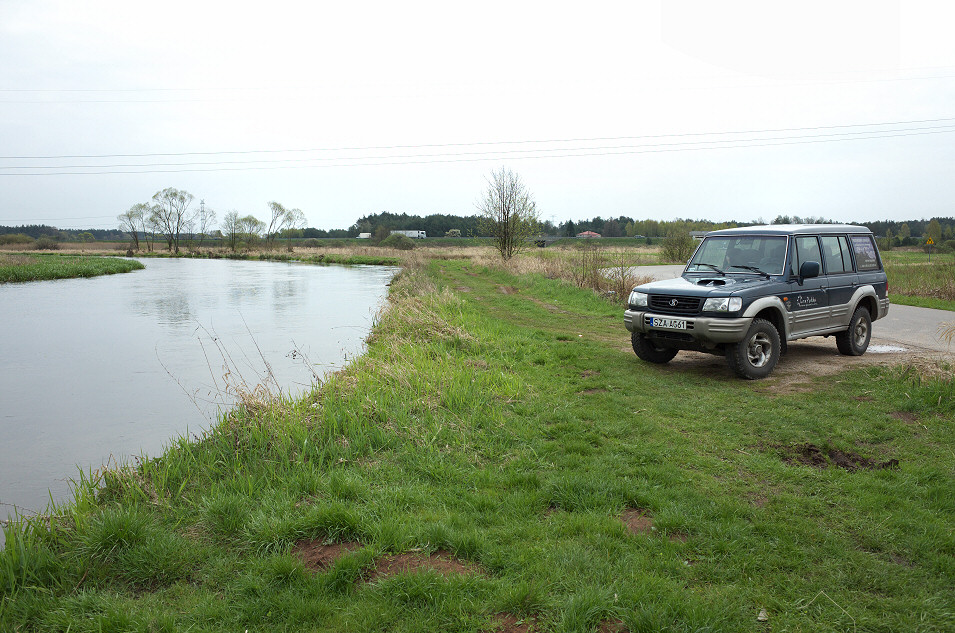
{"left": 850, "top": 235, "right": 881, "bottom": 271}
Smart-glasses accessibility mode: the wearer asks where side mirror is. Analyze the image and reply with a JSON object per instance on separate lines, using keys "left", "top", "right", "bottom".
{"left": 799, "top": 260, "right": 820, "bottom": 282}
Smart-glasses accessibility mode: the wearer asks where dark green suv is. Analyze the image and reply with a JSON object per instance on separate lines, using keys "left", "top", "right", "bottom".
{"left": 624, "top": 224, "right": 889, "bottom": 379}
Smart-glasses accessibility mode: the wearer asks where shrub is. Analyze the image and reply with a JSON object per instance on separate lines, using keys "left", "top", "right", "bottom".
{"left": 34, "top": 236, "right": 60, "bottom": 250}
{"left": 0, "top": 233, "right": 35, "bottom": 246}
{"left": 661, "top": 230, "right": 695, "bottom": 262}
{"left": 303, "top": 239, "right": 321, "bottom": 248}
{"left": 380, "top": 233, "right": 415, "bottom": 250}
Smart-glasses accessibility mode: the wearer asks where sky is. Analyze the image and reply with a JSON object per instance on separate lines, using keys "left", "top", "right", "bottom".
{"left": 1, "top": 0, "right": 954, "bottom": 231}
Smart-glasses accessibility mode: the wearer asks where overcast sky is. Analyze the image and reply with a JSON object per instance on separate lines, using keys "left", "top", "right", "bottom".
{"left": 1, "top": 0, "right": 953, "bottom": 230}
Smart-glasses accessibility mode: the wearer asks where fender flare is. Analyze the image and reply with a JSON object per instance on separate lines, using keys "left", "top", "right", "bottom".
{"left": 742, "top": 296, "right": 790, "bottom": 339}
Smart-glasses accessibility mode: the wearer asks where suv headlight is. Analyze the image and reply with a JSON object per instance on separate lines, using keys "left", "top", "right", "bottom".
{"left": 628, "top": 290, "right": 648, "bottom": 308}
{"left": 703, "top": 296, "right": 742, "bottom": 312}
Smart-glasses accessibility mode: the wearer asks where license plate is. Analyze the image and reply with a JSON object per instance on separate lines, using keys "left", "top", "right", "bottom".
{"left": 651, "top": 317, "right": 687, "bottom": 330}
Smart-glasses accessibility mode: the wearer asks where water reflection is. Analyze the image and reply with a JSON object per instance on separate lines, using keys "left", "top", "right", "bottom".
{"left": 0, "top": 258, "right": 395, "bottom": 539}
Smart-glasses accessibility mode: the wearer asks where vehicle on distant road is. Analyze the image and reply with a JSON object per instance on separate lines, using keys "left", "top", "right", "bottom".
{"left": 624, "top": 224, "right": 889, "bottom": 379}
{"left": 392, "top": 230, "right": 427, "bottom": 239}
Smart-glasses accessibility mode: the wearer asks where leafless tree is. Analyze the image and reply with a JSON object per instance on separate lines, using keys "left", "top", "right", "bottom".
{"left": 240, "top": 214, "right": 266, "bottom": 249}
{"left": 477, "top": 167, "right": 540, "bottom": 260}
{"left": 221, "top": 211, "right": 241, "bottom": 252}
{"left": 264, "top": 201, "right": 288, "bottom": 251}
{"left": 117, "top": 203, "right": 147, "bottom": 250}
{"left": 151, "top": 188, "right": 195, "bottom": 253}
{"left": 196, "top": 206, "right": 218, "bottom": 250}
{"left": 279, "top": 207, "right": 306, "bottom": 251}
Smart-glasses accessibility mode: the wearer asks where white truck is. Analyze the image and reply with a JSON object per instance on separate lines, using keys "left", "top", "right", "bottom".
{"left": 392, "top": 230, "right": 427, "bottom": 239}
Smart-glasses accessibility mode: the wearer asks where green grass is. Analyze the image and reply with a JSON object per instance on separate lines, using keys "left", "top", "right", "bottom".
{"left": 2, "top": 259, "right": 953, "bottom": 631}
{"left": 883, "top": 249, "right": 955, "bottom": 311}
{"left": 0, "top": 254, "right": 144, "bottom": 283}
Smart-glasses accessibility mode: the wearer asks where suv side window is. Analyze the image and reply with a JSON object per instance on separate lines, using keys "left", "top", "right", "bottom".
{"left": 791, "top": 236, "right": 822, "bottom": 276}
{"left": 820, "top": 235, "right": 852, "bottom": 274}
{"left": 850, "top": 235, "right": 882, "bottom": 271}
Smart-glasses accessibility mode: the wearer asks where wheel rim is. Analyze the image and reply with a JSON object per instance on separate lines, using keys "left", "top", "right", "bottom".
{"left": 853, "top": 318, "right": 869, "bottom": 347}
{"left": 747, "top": 332, "right": 772, "bottom": 367}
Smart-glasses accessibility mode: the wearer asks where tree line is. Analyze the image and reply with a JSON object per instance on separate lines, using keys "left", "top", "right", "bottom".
{"left": 115, "top": 188, "right": 306, "bottom": 253}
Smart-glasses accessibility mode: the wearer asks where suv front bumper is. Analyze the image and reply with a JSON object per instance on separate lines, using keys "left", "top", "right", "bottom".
{"left": 624, "top": 309, "right": 752, "bottom": 344}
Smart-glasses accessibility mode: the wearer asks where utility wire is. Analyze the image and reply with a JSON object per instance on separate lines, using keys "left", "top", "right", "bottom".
{"left": 2, "top": 128, "right": 953, "bottom": 176}
{"left": 4, "top": 123, "right": 955, "bottom": 171}
{"left": 3, "top": 117, "right": 954, "bottom": 161}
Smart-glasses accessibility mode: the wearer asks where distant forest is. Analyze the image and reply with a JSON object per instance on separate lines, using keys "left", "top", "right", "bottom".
{"left": 2, "top": 214, "right": 955, "bottom": 244}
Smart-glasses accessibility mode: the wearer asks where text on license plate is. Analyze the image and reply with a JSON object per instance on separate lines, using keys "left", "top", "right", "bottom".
{"left": 651, "top": 317, "right": 687, "bottom": 330}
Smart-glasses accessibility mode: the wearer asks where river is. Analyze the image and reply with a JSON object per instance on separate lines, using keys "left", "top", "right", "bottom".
{"left": 0, "top": 258, "right": 396, "bottom": 543}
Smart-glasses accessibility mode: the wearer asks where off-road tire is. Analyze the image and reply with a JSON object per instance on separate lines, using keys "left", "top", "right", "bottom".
{"left": 631, "top": 332, "right": 679, "bottom": 364}
{"left": 836, "top": 306, "right": 871, "bottom": 356}
{"left": 726, "top": 318, "right": 780, "bottom": 379}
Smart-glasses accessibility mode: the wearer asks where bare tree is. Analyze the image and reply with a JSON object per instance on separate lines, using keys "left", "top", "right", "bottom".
{"left": 221, "top": 211, "right": 241, "bottom": 252}
{"left": 117, "top": 203, "right": 147, "bottom": 250}
{"left": 240, "top": 214, "right": 266, "bottom": 249}
{"left": 196, "top": 205, "right": 218, "bottom": 250}
{"left": 264, "top": 201, "right": 288, "bottom": 251}
{"left": 280, "top": 208, "right": 306, "bottom": 251}
{"left": 151, "top": 188, "right": 196, "bottom": 253}
{"left": 477, "top": 167, "right": 540, "bottom": 260}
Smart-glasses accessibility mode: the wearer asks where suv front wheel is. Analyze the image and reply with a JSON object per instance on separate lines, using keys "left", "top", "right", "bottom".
{"left": 727, "top": 318, "right": 780, "bottom": 379}
{"left": 836, "top": 306, "right": 871, "bottom": 356}
{"left": 631, "top": 332, "right": 679, "bottom": 364}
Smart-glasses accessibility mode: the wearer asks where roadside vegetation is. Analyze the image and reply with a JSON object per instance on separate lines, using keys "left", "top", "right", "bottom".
{"left": 2, "top": 249, "right": 953, "bottom": 632}
{"left": 0, "top": 253, "right": 144, "bottom": 283}
{"left": 881, "top": 249, "right": 955, "bottom": 311}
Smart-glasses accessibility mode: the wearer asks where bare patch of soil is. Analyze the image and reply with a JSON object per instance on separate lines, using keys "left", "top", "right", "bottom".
{"left": 581, "top": 369, "right": 600, "bottom": 378}
{"left": 487, "top": 614, "right": 541, "bottom": 632}
{"left": 291, "top": 539, "right": 361, "bottom": 571}
{"left": 498, "top": 285, "right": 520, "bottom": 295}
{"left": 891, "top": 411, "right": 919, "bottom": 423}
{"left": 782, "top": 443, "right": 900, "bottom": 471}
{"left": 598, "top": 620, "right": 630, "bottom": 633}
{"left": 579, "top": 388, "right": 608, "bottom": 395}
{"left": 628, "top": 339, "right": 911, "bottom": 393}
{"left": 621, "top": 508, "right": 653, "bottom": 535}
{"left": 366, "top": 549, "right": 479, "bottom": 582}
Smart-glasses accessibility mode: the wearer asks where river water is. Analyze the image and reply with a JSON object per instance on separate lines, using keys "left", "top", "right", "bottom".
{"left": 0, "top": 258, "right": 395, "bottom": 542}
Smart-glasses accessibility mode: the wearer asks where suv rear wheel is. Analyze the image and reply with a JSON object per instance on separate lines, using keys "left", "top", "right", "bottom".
{"left": 631, "top": 332, "right": 679, "bottom": 364}
{"left": 727, "top": 318, "right": 780, "bottom": 379}
{"left": 836, "top": 306, "right": 871, "bottom": 356}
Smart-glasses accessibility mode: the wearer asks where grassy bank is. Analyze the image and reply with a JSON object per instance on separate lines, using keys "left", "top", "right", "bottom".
{"left": 0, "top": 254, "right": 144, "bottom": 283}
{"left": 3, "top": 255, "right": 954, "bottom": 631}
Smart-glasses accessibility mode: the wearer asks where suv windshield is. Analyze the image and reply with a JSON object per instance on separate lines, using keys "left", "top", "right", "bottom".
{"left": 686, "top": 235, "right": 788, "bottom": 276}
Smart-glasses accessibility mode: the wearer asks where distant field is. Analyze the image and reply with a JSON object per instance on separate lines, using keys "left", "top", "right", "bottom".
{"left": 882, "top": 249, "right": 955, "bottom": 311}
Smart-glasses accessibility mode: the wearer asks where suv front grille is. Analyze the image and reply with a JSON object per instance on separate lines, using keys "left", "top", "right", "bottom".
{"left": 648, "top": 294, "right": 702, "bottom": 315}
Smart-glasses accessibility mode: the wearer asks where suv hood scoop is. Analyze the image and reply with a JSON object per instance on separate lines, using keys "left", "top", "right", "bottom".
{"left": 696, "top": 278, "right": 728, "bottom": 286}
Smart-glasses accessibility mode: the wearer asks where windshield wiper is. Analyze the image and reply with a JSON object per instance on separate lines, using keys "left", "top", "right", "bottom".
{"left": 693, "top": 263, "right": 725, "bottom": 275}
{"left": 731, "top": 265, "right": 770, "bottom": 279}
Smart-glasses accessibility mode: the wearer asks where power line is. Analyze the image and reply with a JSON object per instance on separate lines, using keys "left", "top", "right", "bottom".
{"left": 2, "top": 128, "right": 953, "bottom": 177}
{"left": 3, "top": 117, "right": 954, "bottom": 161}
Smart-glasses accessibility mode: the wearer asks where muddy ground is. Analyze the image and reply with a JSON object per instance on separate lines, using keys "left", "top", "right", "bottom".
{"left": 621, "top": 335, "right": 953, "bottom": 392}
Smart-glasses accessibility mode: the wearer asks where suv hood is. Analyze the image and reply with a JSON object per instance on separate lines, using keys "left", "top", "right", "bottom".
{"left": 636, "top": 274, "right": 779, "bottom": 297}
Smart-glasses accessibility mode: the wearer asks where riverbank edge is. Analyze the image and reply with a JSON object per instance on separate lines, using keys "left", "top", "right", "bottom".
{"left": 0, "top": 254, "right": 145, "bottom": 283}
{"left": 132, "top": 250, "right": 402, "bottom": 267}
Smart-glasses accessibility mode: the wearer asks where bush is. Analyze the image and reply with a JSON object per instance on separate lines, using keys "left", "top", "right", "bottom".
{"left": 0, "top": 233, "right": 35, "bottom": 246}
{"left": 34, "top": 236, "right": 60, "bottom": 250}
{"left": 661, "top": 230, "right": 695, "bottom": 262}
{"left": 303, "top": 239, "right": 321, "bottom": 248}
{"left": 380, "top": 233, "right": 416, "bottom": 250}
